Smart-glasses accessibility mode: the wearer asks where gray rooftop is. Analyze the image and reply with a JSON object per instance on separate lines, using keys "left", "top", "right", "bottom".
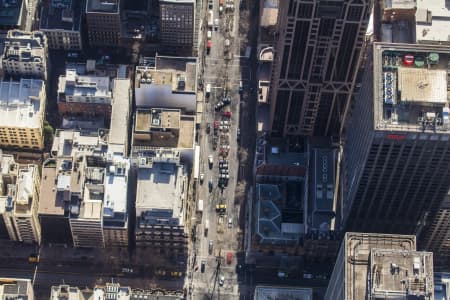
{"left": 40, "top": 0, "right": 82, "bottom": 32}
{"left": 0, "top": 278, "right": 31, "bottom": 299}
{"left": 86, "top": 0, "right": 119, "bottom": 13}
{"left": 373, "top": 43, "right": 450, "bottom": 133}
{"left": 0, "top": 0, "right": 25, "bottom": 27}
{"left": 254, "top": 286, "right": 312, "bottom": 300}
{"left": 369, "top": 249, "right": 434, "bottom": 299}
{"left": 109, "top": 78, "right": 131, "bottom": 155}
{"left": 136, "top": 162, "right": 186, "bottom": 224}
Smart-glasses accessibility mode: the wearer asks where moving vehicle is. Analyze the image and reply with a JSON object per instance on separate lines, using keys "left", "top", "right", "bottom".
{"left": 206, "top": 83, "right": 211, "bottom": 97}
{"left": 209, "top": 240, "right": 214, "bottom": 254}
{"left": 201, "top": 260, "right": 206, "bottom": 273}
{"left": 239, "top": 80, "right": 243, "bottom": 93}
{"left": 28, "top": 254, "right": 39, "bottom": 263}
{"left": 226, "top": 252, "right": 233, "bottom": 264}
{"left": 208, "top": 155, "right": 214, "bottom": 169}
{"left": 228, "top": 217, "right": 232, "bottom": 228}
{"left": 214, "top": 19, "right": 219, "bottom": 30}
{"left": 200, "top": 173, "right": 204, "bottom": 184}
{"left": 219, "top": 275, "right": 225, "bottom": 286}
{"left": 208, "top": 179, "right": 213, "bottom": 192}
{"left": 207, "top": 30, "right": 212, "bottom": 39}
{"left": 204, "top": 220, "right": 209, "bottom": 236}
{"left": 208, "top": 10, "right": 214, "bottom": 27}
{"left": 206, "top": 40, "right": 211, "bottom": 54}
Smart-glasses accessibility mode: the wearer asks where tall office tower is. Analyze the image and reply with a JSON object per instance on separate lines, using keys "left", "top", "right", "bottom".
{"left": 85, "top": 0, "right": 120, "bottom": 47}
{"left": 268, "top": 0, "right": 372, "bottom": 137}
{"left": 341, "top": 42, "right": 450, "bottom": 236}
{"left": 325, "top": 232, "right": 434, "bottom": 300}
{"left": 159, "top": 0, "right": 195, "bottom": 55}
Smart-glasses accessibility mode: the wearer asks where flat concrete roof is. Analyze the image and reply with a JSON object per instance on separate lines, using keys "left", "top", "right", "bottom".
{"left": 416, "top": 0, "right": 450, "bottom": 44}
{"left": 40, "top": 0, "right": 82, "bottom": 31}
{"left": 109, "top": 79, "right": 130, "bottom": 154}
{"left": 136, "top": 163, "right": 185, "bottom": 223}
{"left": 86, "top": 0, "right": 119, "bottom": 13}
{"left": 0, "top": 79, "right": 45, "bottom": 129}
{"left": 254, "top": 286, "right": 312, "bottom": 300}
{"left": 0, "top": 0, "right": 25, "bottom": 27}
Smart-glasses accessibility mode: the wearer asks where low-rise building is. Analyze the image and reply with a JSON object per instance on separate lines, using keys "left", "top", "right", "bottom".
{"left": 2, "top": 30, "right": 48, "bottom": 79}
{"left": 108, "top": 78, "right": 131, "bottom": 156}
{"left": 57, "top": 68, "right": 112, "bottom": 118}
{"left": 0, "top": 153, "right": 41, "bottom": 245}
{"left": 135, "top": 149, "right": 188, "bottom": 256}
{"left": 51, "top": 284, "right": 85, "bottom": 300}
{"left": 0, "top": 78, "right": 46, "bottom": 150}
{"left": 103, "top": 154, "right": 129, "bottom": 246}
{"left": 39, "top": 0, "right": 83, "bottom": 50}
{"left": 0, "top": 278, "right": 34, "bottom": 300}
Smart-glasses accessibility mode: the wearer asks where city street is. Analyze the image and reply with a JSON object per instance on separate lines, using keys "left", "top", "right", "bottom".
{"left": 189, "top": 0, "right": 253, "bottom": 299}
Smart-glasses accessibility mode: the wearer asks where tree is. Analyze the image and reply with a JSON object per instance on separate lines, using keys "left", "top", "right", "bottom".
{"left": 43, "top": 121, "right": 54, "bottom": 150}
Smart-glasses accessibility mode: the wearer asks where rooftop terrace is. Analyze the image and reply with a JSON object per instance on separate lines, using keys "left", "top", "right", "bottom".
{"left": 374, "top": 43, "right": 450, "bottom": 133}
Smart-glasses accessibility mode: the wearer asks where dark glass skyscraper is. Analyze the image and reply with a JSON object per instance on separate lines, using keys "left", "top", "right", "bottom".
{"left": 269, "top": 0, "right": 372, "bottom": 137}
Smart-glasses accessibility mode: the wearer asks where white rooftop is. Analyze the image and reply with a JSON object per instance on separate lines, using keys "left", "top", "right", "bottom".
{"left": 109, "top": 78, "right": 130, "bottom": 154}
{"left": 136, "top": 162, "right": 185, "bottom": 223}
{"left": 58, "top": 69, "right": 111, "bottom": 101}
{"left": 52, "top": 129, "right": 108, "bottom": 157}
{"left": 0, "top": 79, "right": 45, "bottom": 129}
{"left": 103, "top": 155, "right": 129, "bottom": 217}
{"left": 416, "top": 0, "right": 450, "bottom": 43}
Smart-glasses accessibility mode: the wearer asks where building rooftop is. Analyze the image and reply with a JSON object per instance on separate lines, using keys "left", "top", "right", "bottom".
{"left": 136, "top": 161, "right": 185, "bottom": 224}
{"left": 255, "top": 183, "right": 305, "bottom": 245}
{"left": 373, "top": 43, "right": 450, "bottom": 133}
{"left": 254, "top": 286, "right": 312, "bottom": 300}
{"left": 103, "top": 154, "right": 129, "bottom": 226}
{"left": 415, "top": 0, "right": 450, "bottom": 44}
{"left": 86, "top": 0, "right": 119, "bottom": 13}
{"left": 3, "top": 30, "right": 46, "bottom": 61}
{"left": 0, "top": 278, "right": 32, "bottom": 299}
{"left": 369, "top": 249, "right": 433, "bottom": 299}
{"left": 109, "top": 79, "right": 131, "bottom": 155}
{"left": 51, "top": 284, "right": 84, "bottom": 300}
{"left": 341, "top": 232, "right": 418, "bottom": 300}
{"left": 260, "top": 0, "right": 278, "bottom": 27}
{"left": 310, "top": 148, "right": 336, "bottom": 232}
{"left": 0, "top": 79, "right": 45, "bottom": 129}
{"left": 135, "top": 56, "right": 197, "bottom": 111}
{"left": 51, "top": 129, "right": 108, "bottom": 157}
{"left": 434, "top": 272, "right": 450, "bottom": 300}
{"left": 58, "top": 69, "right": 112, "bottom": 103}
{"left": 14, "top": 165, "right": 36, "bottom": 215}
{"left": 38, "top": 160, "right": 66, "bottom": 216}
{"left": 133, "top": 108, "right": 194, "bottom": 149}
{"left": 0, "top": 0, "right": 25, "bottom": 28}
{"left": 40, "top": 0, "right": 82, "bottom": 32}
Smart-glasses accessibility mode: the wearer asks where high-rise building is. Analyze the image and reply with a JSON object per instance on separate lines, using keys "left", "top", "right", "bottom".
{"left": 159, "top": 0, "right": 195, "bottom": 55}
{"left": 2, "top": 30, "right": 48, "bottom": 79}
{"left": 341, "top": 42, "right": 450, "bottom": 236}
{"left": 325, "top": 232, "right": 434, "bottom": 300}
{"left": 85, "top": 0, "right": 120, "bottom": 47}
{"left": 267, "top": 0, "right": 372, "bottom": 137}
{"left": 0, "top": 78, "right": 46, "bottom": 150}
{"left": 39, "top": 0, "right": 83, "bottom": 50}
{"left": 0, "top": 0, "right": 28, "bottom": 30}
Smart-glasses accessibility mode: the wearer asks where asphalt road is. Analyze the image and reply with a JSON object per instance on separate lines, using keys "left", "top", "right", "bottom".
{"left": 189, "top": 0, "right": 252, "bottom": 299}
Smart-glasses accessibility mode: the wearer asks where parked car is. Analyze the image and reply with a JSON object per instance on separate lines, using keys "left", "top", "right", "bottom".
{"left": 208, "top": 179, "right": 213, "bottom": 192}
{"left": 209, "top": 240, "right": 214, "bottom": 254}
{"left": 200, "top": 173, "right": 204, "bottom": 184}
{"left": 228, "top": 218, "right": 232, "bottom": 228}
{"left": 208, "top": 155, "right": 214, "bottom": 169}
{"left": 219, "top": 275, "right": 225, "bottom": 286}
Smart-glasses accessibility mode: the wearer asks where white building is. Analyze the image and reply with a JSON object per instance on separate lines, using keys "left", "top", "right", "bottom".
{"left": 0, "top": 278, "right": 34, "bottom": 300}
{"left": 0, "top": 159, "right": 41, "bottom": 245}
{"left": 103, "top": 154, "right": 129, "bottom": 246}
{"left": 108, "top": 78, "right": 131, "bottom": 156}
{"left": 2, "top": 30, "right": 48, "bottom": 79}
{"left": 0, "top": 78, "right": 46, "bottom": 150}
